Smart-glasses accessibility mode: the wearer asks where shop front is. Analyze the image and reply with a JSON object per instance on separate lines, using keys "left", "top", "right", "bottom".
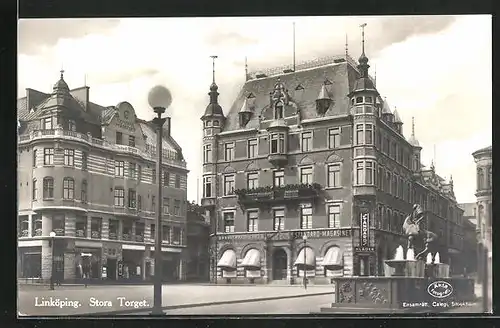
{"left": 149, "top": 247, "right": 182, "bottom": 282}
{"left": 18, "top": 246, "right": 42, "bottom": 279}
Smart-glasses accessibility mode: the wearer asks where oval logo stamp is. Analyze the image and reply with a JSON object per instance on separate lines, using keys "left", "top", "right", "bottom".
{"left": 427, "top": 281, "right": 453, "bottom": 299}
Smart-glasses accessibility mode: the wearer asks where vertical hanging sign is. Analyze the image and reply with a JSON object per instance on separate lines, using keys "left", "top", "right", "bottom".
{"left": 360, "top": 213, "right": 370, "bottom": 247}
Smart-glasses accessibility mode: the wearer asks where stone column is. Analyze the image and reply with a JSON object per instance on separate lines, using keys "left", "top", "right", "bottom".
{"left": 101, "top": 217, "right": 109, "bottom": 240}
{"left": 28, "top": 214, "right": 33, "bottom": 238}
{"left": 86, "top": 215, "right": 92, "bottom": 239}
{"left": 41, "top": 214, "right": 52, "bottom": 280}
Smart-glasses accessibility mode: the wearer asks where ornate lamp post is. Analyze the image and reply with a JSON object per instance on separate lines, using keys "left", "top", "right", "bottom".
{"left": 148, "top": 85, "right": 172, "bottom": 316}
{"left": 49, "top": 231, "right": 56, "bottom": 290}
{"left": 302, "top": 234, "right": 308, "bottom": 290}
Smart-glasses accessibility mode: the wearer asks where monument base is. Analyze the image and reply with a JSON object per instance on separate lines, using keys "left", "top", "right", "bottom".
{"left": 325, "top": 276, "right": 475, "bottom": 313}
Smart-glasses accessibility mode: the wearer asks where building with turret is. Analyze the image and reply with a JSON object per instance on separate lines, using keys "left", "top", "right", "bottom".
{"left": 17, "top": 71, "right": 190, "bottom": 283}
{"left": 200, "top": 34, "right": 468, "bottom": 284}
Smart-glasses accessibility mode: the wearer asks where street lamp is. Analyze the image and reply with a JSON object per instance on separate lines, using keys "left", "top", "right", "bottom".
{"left": 49, "top": 231, "right": 56, "bottom": 290}
{"left": 148, "top": 85, "right": 172, "bottom": 316}
{"left": 302, "top": 234, "right": 307, "bottom": 290}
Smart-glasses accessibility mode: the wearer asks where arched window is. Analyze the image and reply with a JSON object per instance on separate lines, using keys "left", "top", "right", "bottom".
{"left": 477, "top": 168, "right": 484, "bottom": 190}
{"left": 43, "top": 177, "right": 54, "bottom": 199}
{"left": 63, "top": 177, "right": 75, "bottom": 200}
{"left": 274, "top": 102, "right": 284, "bottom": 119}
{"left": 81, "top": 180, "right": 88, "bottom": 203}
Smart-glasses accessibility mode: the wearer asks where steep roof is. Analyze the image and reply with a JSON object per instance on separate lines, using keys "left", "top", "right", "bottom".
{"left": 223, "top": 60, "right": 359, "bottom": 132}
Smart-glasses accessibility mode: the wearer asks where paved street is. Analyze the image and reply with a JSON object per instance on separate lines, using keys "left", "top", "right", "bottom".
{"left": 18, "top": 284, "right": 334, "bottom": 316}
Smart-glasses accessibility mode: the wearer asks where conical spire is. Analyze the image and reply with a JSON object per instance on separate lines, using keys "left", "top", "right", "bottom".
{"left": 381, "top": 97, "right": 392, "bottom": 115}
{"left": 53, "top": 69, "right": 69, "bottom": 94}
{"left": 393, "top": 107, "right": 403, "bottom": 124}
{"left": 358, "top": 23, "right": 369, "bottom": 78}
{"left": 201, "top": 56, "right": 224, "bottom": 120}
{"left": 408, "top": 116, "right": 420, "bottom": 147}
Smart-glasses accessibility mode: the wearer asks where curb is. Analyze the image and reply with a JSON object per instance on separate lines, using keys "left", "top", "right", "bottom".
{"left": 78, "top": 291, "right": 334, "bottom": 316}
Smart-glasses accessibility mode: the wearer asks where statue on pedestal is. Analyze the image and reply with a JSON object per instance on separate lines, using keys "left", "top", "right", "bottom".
{"left": 402, "top": 204, "right": 438, "bottom": 260}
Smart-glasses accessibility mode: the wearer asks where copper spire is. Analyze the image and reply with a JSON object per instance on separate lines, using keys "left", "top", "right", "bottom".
{"left": 210, "top": 55, "right": 218, "bottom": 84}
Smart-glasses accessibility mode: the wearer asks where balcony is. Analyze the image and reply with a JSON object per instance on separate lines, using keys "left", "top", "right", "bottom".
{"left": 54, "top": 228, "right": 65, "bottom": 236}
{"left": 135, "top": 234, "right": 144, "bottom": 242}
{"left": 19, "top": 230, "right": 29, "bottom": 237}
{"left": 122, "top": 233, "right": 131, "bottom": 241}
{"left": 235, "top": 183, "right": 321, "bottom": 208}
{"left": 267, "top": 153, "right": 288, "bottom": 166}
{"left": 75, "top": 229, "right": 86, "bottom": 238}
{"left": 91, "top": 230, "right": 101, "bottom": 239}
{"left": 109, "top": 232, "right": 118, "bottom": 240}
{"left": 18, "top": 128, "right": 187, "bottom": 169}
{"left": 34, "top": 228, "right": 42, "bottom": 236}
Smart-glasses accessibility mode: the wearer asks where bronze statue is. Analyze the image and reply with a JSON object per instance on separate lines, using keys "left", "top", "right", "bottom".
{"left": 402, "top": 204, "right": 438, "bottom": 260}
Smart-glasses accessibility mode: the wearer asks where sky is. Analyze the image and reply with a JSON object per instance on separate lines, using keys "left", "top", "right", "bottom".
{"left": 18, "top": 15, "right": 491, "bottom": 204}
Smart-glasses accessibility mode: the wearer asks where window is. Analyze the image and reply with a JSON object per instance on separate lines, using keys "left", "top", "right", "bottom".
{"left": 390, "top": 142, "right": 396, "bottom": 159}
{"left": 163, "top": 171, "right": 170, "bottom": 186}
{"left": 365, "top": 96, "right": 373, "bottom": 103}
{"left": 301, "top": 132, "right": 312, "bottom": 152}
{"left": 375, "top": 131, "right": 381, "bottom": 149}
{"left": 223, "top": 175, "right": 235, "bottom": 196}
{"left": 43, "top": 177, "right": 54, "bottom": 199}
{"left": 81, "top": 180, "right": 87, "bottom": 203}
{"left": 328, "top": 128, "right": 340, "bottom": 149}
{"left": 163, "top": 197, "right": 170, "bottom": 214}
{"left": 128, "top": 135, "right": 135, "bottom": 147}
{"left": 488, "top": 167, "right": 492, "bottom": 188}
{"left": 387, "top": 172, "right": 392, "bottom": 194}
{"left": 63, "top": 149, "right": 74, "bottom": 166}
{"left": 356, "top": 124, "right": 363, "bottom": 145}
{"left": 247, "top": 139, "right": 258, "bottom": 158}
{"left": 150, "top": 223, "right": 156, "bottom": 241}
{"left": 392, "top": 175, "right": 397, "bottom": 196}
{"left": 63, "top": 177, "right": 74, "bottom": 199}
{"left": 273, "top": 170, "right": 285, "bottom": 187}
{"left": 137, "top": 165, "right": 142, "bottom": 181}
{"left": 115, "top": 161, "right": 124, "bottom": 176}
{"left": 68, "top": 119, "right": 76, "bottom": 131}
{"left": 129, "top": 162, "right": 137, "bottom": 179}
{"left": 32, "top": 149, "right": 37, "bottom": 167}
{"left": 203, "top": 176, "right": 212, "bottom": 198}
{"left": 137, "top": 195, "right": 142, "bottom": 210}
{"left": 43, "top": 117, "right": 52, "bottom": 130}
{"left": 162, "top": 225, "right": 171, "bottom": 242}
{"left": 300, "top": 167, "right": 313, "bottom": 184}
{"left": 205, "top": 121, "right": 212, "bottom": 127}
{"left": 270, "top": 133, "right": 285, "bottom": 153}
{"left": 223, "top": 212, "right": 235, "bottom": 232}
{"left": 116, "top": 131, "right": 123, "bottom": 144}
{"left": 365, "top": 161, "right": 373, "bottom": 184}
{"left": 247, "top": 172, "right": 259, "bottom": 189}
{"left": 128, "top": 189, "right": 136, "bottom": 208}
{"left": 213, "top": 120, "right": 220, "bottom": 126}
{"left": 247, "top": 211, "right": 258, "bottom": 232}
{"left": 224, "top": 143, "right": 234, "bottom": 161}
{"left": 477, "top": 168, "right": 484, "bottom": 190}
{"left": 273, "top": 209, "right": 285, "bottom": 231}
{"left": 203, "top": 144, "right": 212, "bottom": 163}
{"left": 365, "top": 124, "right": 373, "bottom": 145}
{"left": 328, "top": 205, "right": 341, "bottom": 228}
{"left": 355, "top": 97, "right": 363, "bottom": 104}
{"left": 300, "top": 206, "right": 313, "bottom": 229}
{"left": 43, "top": 148, "right": 54, "bottom": 165}
{"left": 82, "top": 152, "right": 88, "bottom": 170}
{"left": 175, "top": 175, "right": 181, "bottom": 188}
{"left": 327, "top": 164, "right": 340, "bottom": 188}
{"left": 384, "top": 138, "right": 390, "bottom": 155}
{"left": 356, "top": 162, "right": 364, "bottom": 185}
{"left": 32, "top": 179, "right": 37, "bottom": 200}
{"left": 174, "top": 199, "right": 181, "bottom": 216}
{"left": 114, "top": 188, "right": 125, "bottom": 206}
{"left": 152, "top": 196, "right": 156, "bottom": 212}
{"left": 378, "top": 167, "right": 383, "bottom": 190}
{"left": 152, "top": 168, "right": 156, "bottom": 184}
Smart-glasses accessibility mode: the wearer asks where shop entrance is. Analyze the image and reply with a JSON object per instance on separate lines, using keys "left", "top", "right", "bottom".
{"left": 107, "top": 259, "right": 117, "bottom": 280}
{"left": 272, "top": 248, "right": 288, "bottom": 280}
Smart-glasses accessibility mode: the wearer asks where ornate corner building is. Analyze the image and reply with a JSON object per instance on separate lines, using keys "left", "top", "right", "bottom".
{"left": 200, "top": 45, "right": 469, "bottom": 284}
{"left": 472, "top": 146, "right": 492, "bottom": 287}
{"left": 17, "top": 71, "right": 190, "bottom": 283}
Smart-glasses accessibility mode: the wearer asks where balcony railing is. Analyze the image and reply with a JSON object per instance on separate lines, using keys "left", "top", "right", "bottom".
{"left": 75, "top": 229, "right": 86, "bottom": 238}
{"left": 122, "top": 233, "right": 131, "bottom": 241}
{"left": 54, "top": 228, "right": 65, "bottom": 236}
{"left": 91, "top": 230, "right": 100, "bottom": 239}
{"left": 18, "top": 128, "right": 187, "bottom": 169}
{"left": 109, "top": 232, "right": 118, "bottom": 240}
{"left": 34, "top": 228, "right": 42, "bottom": 236}
{"left": 19, "top": 230, "right": 29, "bottom": 237}
{"left": 135, "top": 234, "right": 144, "bottom": 242}
{"left": 235, "top": 183, "right": 321, "bottom": 206}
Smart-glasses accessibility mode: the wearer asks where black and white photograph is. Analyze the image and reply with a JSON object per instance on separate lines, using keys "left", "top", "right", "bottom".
{"left": 16, "top": 15, "right": 492, "bottom": 317}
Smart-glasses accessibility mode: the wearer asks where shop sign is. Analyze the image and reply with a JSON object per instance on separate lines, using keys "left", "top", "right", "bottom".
{"left": 354, "top": 246, "right": 375, "bottom": 253}
{"left": 246, "top": 270, "right": 261, "bottom": 278}
{"left": 360, "top": 213, "right": 370, "bottom": 247}
{"left": 218, "top": 229, "right": 351, "bottom": 241}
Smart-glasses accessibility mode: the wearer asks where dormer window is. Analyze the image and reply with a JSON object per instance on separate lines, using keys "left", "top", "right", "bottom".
{"left": 68, "top": 119, "right": 76, "bottom": 132}
{"left": 270, "top": 133, "right": 285, "bottom": 154}
{"left": 275, "top": 102, "right": 284, "bottom": 119}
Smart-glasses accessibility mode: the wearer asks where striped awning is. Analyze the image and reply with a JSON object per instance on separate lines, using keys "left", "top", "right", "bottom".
{"left": 217, "top": 249, "right": 237, "bottom": 271}
{"left": 294, "top": 247, "right": 315, "bottom": 268}
{"left": 241, "top": 249, "right": 261, "bottom": 269}
{"left": 321, "top": 246, "right": 343, "bottom": 270}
